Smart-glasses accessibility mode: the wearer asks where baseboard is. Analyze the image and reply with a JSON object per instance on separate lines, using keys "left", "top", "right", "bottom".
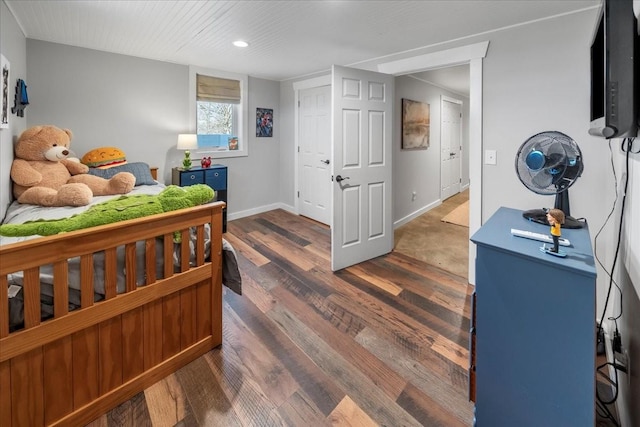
{"left": 230, "top": 198, "right": 455, "bottom": 230}
{"left": 393, "top": 199, "right": 441, "bottom": 229}
{"left": 227, "top": 202, "right": 296, "bottom": 221}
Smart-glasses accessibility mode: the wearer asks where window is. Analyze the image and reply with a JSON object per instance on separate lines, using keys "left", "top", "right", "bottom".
{"left": 189, "top": 67, "right": 248, "bottom": 158}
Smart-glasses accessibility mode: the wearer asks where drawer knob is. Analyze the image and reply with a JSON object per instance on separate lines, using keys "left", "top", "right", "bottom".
{"left": 190, "top": 174, "right": 196, "bottom": 179}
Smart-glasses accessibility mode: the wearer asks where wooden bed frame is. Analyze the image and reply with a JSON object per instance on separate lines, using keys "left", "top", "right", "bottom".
{"left": 0, "top": 201, "right": 225, "bottom": 426}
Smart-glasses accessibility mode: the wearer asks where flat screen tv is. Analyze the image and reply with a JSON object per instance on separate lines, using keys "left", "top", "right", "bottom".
{"left": 588, "top": 0, "right": 639, "bottom": 139}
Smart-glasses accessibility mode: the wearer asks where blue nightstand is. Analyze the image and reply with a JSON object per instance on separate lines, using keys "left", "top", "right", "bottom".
{"left": 172, "top": 165, "right": 227, "bottom": 232}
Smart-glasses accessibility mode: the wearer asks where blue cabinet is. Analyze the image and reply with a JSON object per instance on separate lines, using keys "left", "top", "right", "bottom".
{"left": 172, "top": 165, "right": 227, "bottom": 232}
{"left": 470, "top": 207, "right": 596, "bottom": 426}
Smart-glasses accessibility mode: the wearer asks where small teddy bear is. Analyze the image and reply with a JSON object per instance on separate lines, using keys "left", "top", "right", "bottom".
{"left": 11, "top": 125, "right": 136, "bottom": 207}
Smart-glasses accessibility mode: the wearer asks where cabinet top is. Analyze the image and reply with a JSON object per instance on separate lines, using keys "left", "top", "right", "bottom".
{"left": 174, "top": 165, "right": 226, "bottom": 172}
{"left": 471, "top": 206, "right": 596, "bottom": 277}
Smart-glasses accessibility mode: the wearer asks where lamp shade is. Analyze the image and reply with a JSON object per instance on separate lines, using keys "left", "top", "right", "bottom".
{"left": 177, "top": 134, "right": 198, "bottom": 150}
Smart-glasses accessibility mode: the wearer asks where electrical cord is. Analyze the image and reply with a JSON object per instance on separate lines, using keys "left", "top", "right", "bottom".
{"left": 596, "top": 137, "right": 633, "bottom": 336}
{"left": 596, "top": 399, "right": 620, "bottom": 427}
{"left": 593, "top": 137, "right": 635, "bottom": 427}
{"left": 597, "top": 361, "right": 619, "bottom": 405}
{"left": 621, "top": 136, "right": 640, "bottom": 153}
{"left": 596, "top": 357, "right": 628, "bottom": 426}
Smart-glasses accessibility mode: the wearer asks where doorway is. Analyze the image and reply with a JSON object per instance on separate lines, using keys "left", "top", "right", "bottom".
{"left": 440, "top": 96, "right": 463, "bottom": 201}
{"left": 293, "top": 41, "right": 488, "bottom": 282}
{"left": 298, "top": 85, "right": 331, "bottom": 226}
{"left": 378, "top": 41, "right": 487, "bottom": 284}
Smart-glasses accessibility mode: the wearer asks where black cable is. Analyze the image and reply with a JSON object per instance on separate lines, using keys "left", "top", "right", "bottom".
{"left": 593, "top": 137, "right": 633, "bottom": 425}
{"left": 594, "top": 140, "right": 620, "bottom": 336}
{"left": 597, "top": 138, "right": 632, "bottom": 334}
{"left": 596, "top": 361, "right": 619, "bottom": 404}
{"left": 621, "top": 136, "right": 640, "bottom": 153}
{"left": 596, "top": 399, "right": 621, "bottom": 427}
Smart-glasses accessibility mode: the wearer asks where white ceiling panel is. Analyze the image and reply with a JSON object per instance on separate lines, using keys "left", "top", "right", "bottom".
{"left": 5, "top": 0, "right": 599, "bottom": 83}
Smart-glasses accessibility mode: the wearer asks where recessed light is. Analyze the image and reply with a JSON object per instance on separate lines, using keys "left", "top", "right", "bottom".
{"left": 233, "top": 40, "right": 249, "bottom": 48}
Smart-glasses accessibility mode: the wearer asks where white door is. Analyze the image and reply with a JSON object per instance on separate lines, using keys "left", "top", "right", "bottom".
{"left": 331, "top": 65, "right": 394, "bottom": 271}
{"left": 298, "top": 85, "right": 331, "bottom": 225}
{"left": 440, "top": 98, "right": 462, "bottom": 200}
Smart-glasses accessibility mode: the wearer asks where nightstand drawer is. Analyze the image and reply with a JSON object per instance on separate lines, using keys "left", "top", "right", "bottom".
{"left": 205, "top": 168, "right": 227, "bottom": 190}
{"left": 180, "top": 170, "right": 204, "bottom": 186}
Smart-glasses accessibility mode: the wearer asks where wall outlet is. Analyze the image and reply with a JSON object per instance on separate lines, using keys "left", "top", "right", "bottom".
{"left": 411, "top": 191, "right": 417, "bottom": 201}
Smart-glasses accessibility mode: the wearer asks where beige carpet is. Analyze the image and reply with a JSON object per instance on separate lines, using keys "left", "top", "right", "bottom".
{"left": 441, "top": 200, "right": 469, "bottom": 227}
{"left": 394, "top": 190, "right": 469, "bottom": 279}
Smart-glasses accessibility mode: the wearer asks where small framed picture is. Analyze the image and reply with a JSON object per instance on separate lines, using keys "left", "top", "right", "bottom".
{"left": 256, "top": 108, "right": 273, "bottom": 137}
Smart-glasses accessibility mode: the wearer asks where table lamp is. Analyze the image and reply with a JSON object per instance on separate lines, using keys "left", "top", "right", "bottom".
{"left": 177, "top": 134, "right": 198, "bottom": 170}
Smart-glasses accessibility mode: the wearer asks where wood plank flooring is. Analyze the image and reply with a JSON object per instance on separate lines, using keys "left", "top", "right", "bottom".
{"left": 90, "top": 209, "right": 475, "bottom": 426}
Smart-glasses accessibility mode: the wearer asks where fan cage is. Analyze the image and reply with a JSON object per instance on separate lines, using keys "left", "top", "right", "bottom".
{"left": 515, "top": 131, "right": 583, "bottom": 196}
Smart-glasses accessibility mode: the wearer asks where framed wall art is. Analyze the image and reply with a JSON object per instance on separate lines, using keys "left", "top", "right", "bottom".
{"left": 401, "top": 98, "right": 430, "bottom": 149}
{"left": 256, "top": 107, "right": 273, "bottom": 137}
{"left": 1, "top": 54, "right": 9, "bottom": 129}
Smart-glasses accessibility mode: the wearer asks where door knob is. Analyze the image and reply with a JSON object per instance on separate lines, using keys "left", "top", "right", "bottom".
{"left": 335, "top": 175, "right": 350, "bottom": 183}
{"left": 321, "top": 159, "right": 330, "bottom": 164}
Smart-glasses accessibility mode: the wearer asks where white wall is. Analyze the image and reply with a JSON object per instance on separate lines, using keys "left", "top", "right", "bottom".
{"left": 278, "top": 78, "right": 300, "bottom": 208}
{"left": 0, "top": 0, "right": 27, "bottom": 220}
{"left": 25, "top": 40, "right": 281, "bottom": 218}
{"left": 26, "top": 40, "right": 188, "bottom": 182}
{"left": 479, "top": 11, "right": 609, "bottom": 225}
{"left": 611, "top": 147, "right": 639, "bottom": 427}
{"left": 224, "top": 76, "right": 282, "bottom": 218}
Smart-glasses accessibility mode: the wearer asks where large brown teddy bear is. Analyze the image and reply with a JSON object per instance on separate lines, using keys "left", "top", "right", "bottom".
{"left": 11, "top": 125, "right": 136, "bottom": 207}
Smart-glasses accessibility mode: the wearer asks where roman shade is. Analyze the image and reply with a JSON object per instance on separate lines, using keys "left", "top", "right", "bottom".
{"left": 196, "top": 74, "right": 241, "bottom": 104}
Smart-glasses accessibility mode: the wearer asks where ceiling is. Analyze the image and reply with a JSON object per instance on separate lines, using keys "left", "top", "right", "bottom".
{"left": 6, "top": 0, "right": 600, "bottom": 94}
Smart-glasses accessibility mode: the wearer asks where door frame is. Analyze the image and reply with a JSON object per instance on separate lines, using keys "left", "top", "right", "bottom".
{"left": 297, "top": 84, "right": 332, "bottom": 225}
{"left": 293, "top": 75, "right": 332, "bottom": 223}
{"left": 378, "top": 41, "right": 488, "bottom": 285}
{"left": 440, "top": 95, "right": 464, "bottom": 200}
{"left": 293, "top": 41, "right": 488, "bottom": 284}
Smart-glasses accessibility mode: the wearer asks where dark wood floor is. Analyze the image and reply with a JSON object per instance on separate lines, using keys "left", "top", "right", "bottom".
{"left": 90, "top": 209, "right": 475, "bottom": 426}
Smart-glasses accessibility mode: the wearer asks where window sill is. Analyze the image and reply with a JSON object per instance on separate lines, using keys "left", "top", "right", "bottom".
{"left": 194, "top": 148, "right": 248, "bottom": 159}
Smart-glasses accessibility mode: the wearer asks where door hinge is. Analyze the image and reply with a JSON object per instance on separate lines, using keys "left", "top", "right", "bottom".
{"left": 297, "top": 146, "right": 300, "bottom": 153}
{"left": 298, "top": 100, "right": 300, "bottom": 107}
{"left": 297, "top": 191, "right": 300, "bottom": 198}
{"left": 460, "top": 178, "right": 462, "bottom": 183}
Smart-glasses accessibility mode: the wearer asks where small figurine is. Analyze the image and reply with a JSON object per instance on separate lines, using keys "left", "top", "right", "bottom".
{"left": 541, "top": 208, "right": 567, "bottom": 257}
{"left": 201, "top": 156, "right": 212, "bottom": 168}
{"left": 182, "top": 149, "right": 193, "bottom": 170}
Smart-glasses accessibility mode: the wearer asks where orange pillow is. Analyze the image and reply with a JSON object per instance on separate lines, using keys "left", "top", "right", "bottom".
{"left": 81, "top": 147, "right": 127, "bottom": 168}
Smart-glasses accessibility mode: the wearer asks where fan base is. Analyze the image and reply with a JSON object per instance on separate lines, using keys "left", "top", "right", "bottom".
{"left": 522, "top": 209, "right": 584, "bottom": 229}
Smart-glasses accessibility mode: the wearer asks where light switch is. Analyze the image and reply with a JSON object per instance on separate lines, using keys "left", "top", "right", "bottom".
{"left": 485, "top": 150, "right": 497, "bottom": 165}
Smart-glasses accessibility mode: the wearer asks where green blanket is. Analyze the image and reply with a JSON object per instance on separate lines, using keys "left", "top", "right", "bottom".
{"left": 0, "top": 184, "right": 215, "bottom": 237}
